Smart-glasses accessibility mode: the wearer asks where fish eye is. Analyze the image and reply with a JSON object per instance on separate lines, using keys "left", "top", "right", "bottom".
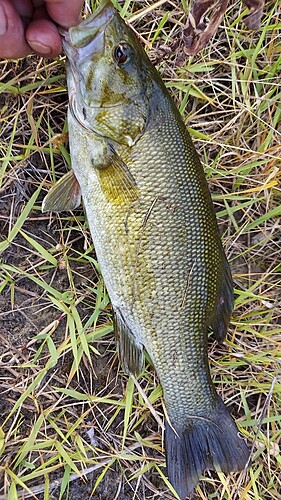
{"left": 113, "top": 42, "right": 132, "bottom": 65}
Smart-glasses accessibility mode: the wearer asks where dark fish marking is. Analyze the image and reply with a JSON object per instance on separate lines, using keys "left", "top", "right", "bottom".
{"left": 180, "top": 262, "right": 196, "bottom": 310}
{"left": 166, "top": 202, "right": 179, "bottom": 212}
{"left": 131, "top": 196, "right": 162, "bottom": 307}
{"left": 124, "top": 203, "right": 136, "bottom": 235}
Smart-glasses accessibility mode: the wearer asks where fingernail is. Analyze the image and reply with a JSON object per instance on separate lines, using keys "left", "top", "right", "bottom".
{"left": 0, "top": 5, "right": 8, "bottom": 36}
{"left": 28, "top": 40, "right": 52, "bottom": 55}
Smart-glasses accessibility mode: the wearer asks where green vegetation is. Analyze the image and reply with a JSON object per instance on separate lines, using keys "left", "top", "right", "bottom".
{"left": 0, "top": 1, "right": 280, "bottom": 498}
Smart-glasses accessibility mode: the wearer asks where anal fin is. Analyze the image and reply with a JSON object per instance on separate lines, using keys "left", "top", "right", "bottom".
{"left": 114, "top": 308, "right": 143, "bottom": 377}
{"left": 211, "top": 254, "right": 234, "bottom": 341}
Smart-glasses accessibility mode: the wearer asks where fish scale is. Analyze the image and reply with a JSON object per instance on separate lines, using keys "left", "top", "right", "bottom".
{"left": 42, "top": 1, "right": 250, "bottom": 497}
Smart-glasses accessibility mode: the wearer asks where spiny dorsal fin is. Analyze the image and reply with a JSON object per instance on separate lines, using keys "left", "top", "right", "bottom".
{"left": 114, "top": 308, "right": 143, "bottom": 377}
{"left": 94, "top": 146, "right": 139, "bottom": 205}
{"left": 42, "top": 170, "right": 81, "bottom": 213}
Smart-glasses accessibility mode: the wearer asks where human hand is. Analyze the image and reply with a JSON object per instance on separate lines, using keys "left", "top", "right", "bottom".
{"left": 0, "top": 0, "right": 84, "bottom": 59}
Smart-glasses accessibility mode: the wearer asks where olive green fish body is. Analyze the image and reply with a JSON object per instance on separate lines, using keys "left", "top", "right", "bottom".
{"left": 43, "top": 2, "right": 250, "bottom": 497}
{"left": 68, "top": 91, "right": 222, "bottom": 422}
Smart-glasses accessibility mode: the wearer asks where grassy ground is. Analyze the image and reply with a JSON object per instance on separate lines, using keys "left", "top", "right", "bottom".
{"left": 0, "top": 0, "right": 280, "bottom": 499}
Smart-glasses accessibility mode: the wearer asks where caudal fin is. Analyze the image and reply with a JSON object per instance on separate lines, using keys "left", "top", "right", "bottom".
{"left": 165, "top": 397, "right": 249, "bottom": 499}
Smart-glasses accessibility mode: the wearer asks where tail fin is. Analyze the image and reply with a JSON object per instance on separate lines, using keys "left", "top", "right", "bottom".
{"left": 165, "top": 397, "right": 249, "bottom": 499}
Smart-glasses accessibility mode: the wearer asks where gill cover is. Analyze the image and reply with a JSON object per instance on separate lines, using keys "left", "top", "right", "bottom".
{"left": 62, "top": 0, "right": 153, "bottom": 146}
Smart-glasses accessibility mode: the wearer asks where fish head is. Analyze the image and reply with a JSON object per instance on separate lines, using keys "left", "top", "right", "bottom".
{"left": 62, "top": 0, "right": 154, "bottom": 146}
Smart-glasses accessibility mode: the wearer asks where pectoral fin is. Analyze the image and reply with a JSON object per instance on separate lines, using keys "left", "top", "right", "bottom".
{"left": 42, "top": 170, "right": 81, "bottom": 213}
{"left": 114, "top": 308, "right": 143, "bottom": 376}
{"left": 94, "top": 146, "right": 139, "bottom": 205}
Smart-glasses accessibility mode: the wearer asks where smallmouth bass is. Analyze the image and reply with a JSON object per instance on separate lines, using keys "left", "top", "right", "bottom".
{"left": 43, "top": 1, "right": 249, "bottom": 497}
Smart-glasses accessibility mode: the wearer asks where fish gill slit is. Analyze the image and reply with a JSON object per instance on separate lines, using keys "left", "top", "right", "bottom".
{"left": 70, "top": 96, "right": 89, "bottom": 131}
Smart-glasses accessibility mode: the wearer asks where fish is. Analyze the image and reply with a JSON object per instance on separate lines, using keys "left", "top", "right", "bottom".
{"left": 42, "top": 1, "right": 250, "bottom": 497}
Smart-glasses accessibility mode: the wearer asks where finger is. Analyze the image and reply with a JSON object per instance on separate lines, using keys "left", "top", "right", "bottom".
{"left": 44, "top": 0, "right": 83, "bottom": 28}
{"left": 26, "top": 18, "right": 62, "bottom": 56}
{"left": 0, "top": 0, "right": 32, "bottom": 58}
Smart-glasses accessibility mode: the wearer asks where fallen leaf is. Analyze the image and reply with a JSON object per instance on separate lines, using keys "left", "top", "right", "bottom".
{"left": 242, "top": 0, "right": 264, "bottom": 29}
{"left": 182, "top": 0, "right": 265, "bottom": 55}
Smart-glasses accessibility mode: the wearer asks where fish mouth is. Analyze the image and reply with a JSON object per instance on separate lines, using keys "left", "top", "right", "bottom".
{"left": 60, "top": 0, "right": 115, "bottom": 59}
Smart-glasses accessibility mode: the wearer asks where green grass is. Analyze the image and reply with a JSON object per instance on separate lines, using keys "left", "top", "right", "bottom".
{"left": 0, "top": 0, "right": 280, "bottom": 498}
